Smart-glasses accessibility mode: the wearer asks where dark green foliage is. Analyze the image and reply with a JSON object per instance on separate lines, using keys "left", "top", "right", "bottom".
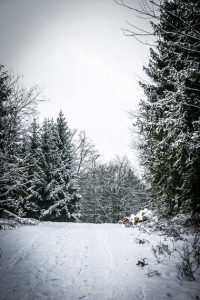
{"left": 1, "top": 63, "right": 146, "bottom": 223}
{"left": 0, "top": 65, "right": 12, "bottom": 205}
{"left": 0, "top": 65, "right": 27, "bottom": 212}
{"left": 39, "top": 112, "right": 81, "bottom": 222}
{"left": 133, "top": 0, "right": 200, "bottom": 214}
{"left": 0, "top": 66, "right": 81, "bottom": 221}
{"left": 0, "top": 65, "right": 45, "bottom": 215}
{"left": 19, "top": 119, "right": 45, "bottom": 218}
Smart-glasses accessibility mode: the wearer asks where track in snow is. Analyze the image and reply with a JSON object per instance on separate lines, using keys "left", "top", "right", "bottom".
{"left": 0, "top": 223, "right": 199, "bottom": 300}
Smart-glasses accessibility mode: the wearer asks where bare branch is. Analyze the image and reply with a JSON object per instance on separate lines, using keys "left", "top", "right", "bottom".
{"left": 121, "top": 28, "right": 156, "bottom": 47}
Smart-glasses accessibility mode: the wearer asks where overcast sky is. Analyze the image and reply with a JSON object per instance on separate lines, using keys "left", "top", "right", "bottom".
{"left": 0, "top": 0, "right": 152, "bottom": 162}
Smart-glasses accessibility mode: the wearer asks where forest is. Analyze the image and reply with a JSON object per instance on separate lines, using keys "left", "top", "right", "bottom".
{"left": 0, "top": 66, "right": 147, "bottom": 222}
{"left": 125, "top": 0, "right": 200, "bottom": 222}
{"left": 0, "top": 0, "right": 200, "bottom": 226}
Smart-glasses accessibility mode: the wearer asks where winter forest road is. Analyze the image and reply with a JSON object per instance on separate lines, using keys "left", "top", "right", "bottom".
{"left": 0, "top": 223, "right": 199, "bottom": 300}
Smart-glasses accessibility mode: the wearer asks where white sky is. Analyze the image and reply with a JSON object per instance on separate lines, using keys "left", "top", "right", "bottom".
{"left": 0, "top": 0, "right": 152, "bottom": 162}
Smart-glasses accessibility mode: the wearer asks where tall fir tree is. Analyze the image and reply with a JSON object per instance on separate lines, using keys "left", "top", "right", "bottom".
{"left": 39, "top": 112, "right": 81, "bottom": 222}
{"left": 19, "top": 119, "right": 45, "bottom": 218}
{"left": 0, "top": 65, "right": 44, "bottom": 216}
{"left": 38, "top": 118, "right": 53, "bottom": 216}
{"left": 134, "top": 0, "right": 200, "bottom": 214}
{"left": 0, "top": 65, "right": 12, "bottom": 206}
{"left": 0, "top": 65, "right": 26, "bottom": 214}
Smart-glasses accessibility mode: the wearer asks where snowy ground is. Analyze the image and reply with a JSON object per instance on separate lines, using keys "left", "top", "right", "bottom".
{"left": 0, "top": 222, "right": 199, "bottom": 300}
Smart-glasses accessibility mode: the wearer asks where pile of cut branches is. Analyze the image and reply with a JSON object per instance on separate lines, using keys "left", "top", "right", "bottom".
{"left": 0, "top": 209, "right": 38, "bottom": 230}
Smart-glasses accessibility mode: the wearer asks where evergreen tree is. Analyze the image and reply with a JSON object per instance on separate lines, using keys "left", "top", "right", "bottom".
{"left": 39, "top": 112, "right": 81, "bottom": 222}
{"left": 20, "top": 119, "right": 45, "bottom": 218}
{"left": 0, "top": 65, "right": 27, "bottom": 214}
{"left": 0, "top": 65, "right": 13, "bottom": 207}
{"left": 0, "top": 65, "right": 44, "bottom": 215}
{"left": 133, "top": 0, "right": 200, "bottom": 214}
{"left": 56, "top": 111, "right": 81, "bottom": 221}
{"left": 38, "top": 118, "right": 55, "bottom": 217}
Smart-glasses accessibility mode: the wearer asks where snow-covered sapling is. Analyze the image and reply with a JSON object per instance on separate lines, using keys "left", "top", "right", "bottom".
{"left": 136, "top": 258, "right": 148, "bottom": 267}
{"left": 152, "top": 240, "right": 172, "bottom": 259}
{"left": 151, "top": 245, "right": 158, "bottom": 258}
{"left": 145, "top": 269, "right": 160, "bottom": 278}
{"left": 135, "top": 238, "right": 149, "bottom": 244}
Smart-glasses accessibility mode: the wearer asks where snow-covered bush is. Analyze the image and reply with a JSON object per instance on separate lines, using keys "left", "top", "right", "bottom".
{"left": 176, "top": 233, "right": 200, "bottom": 281}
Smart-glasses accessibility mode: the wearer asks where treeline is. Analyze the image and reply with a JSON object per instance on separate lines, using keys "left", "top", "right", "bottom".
{"left": 123, "top": 0, "right": 200, "bottom": 216}
{"left": 80, "top": 156, "right": 147, "bottom": 223}
{"left": 0, "top": 65, "right": 147, "bottom": 222}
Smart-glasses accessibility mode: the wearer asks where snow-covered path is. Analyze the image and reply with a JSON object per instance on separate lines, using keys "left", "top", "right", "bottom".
{"left": 0, "top": 223, "right": 199, "bottom": 300}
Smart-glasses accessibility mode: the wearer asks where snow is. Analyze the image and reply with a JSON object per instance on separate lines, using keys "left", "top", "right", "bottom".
{"left": 0, "top": 222, "right": 200, "bottom": 300}
{"left": 130, "top": 208, "right": 154, "bottom": 222}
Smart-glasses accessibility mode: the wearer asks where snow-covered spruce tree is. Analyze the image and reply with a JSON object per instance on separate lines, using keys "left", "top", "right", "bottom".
{"left": 54, "top": 111, "right": 81, "bottom": 221}
{"left": 0, "top": 65, "right": 43, "bottom": 215}
{"left": 39, "top": 112, "right": 81, "bottom": 222}
{"left": 133, "top": 0, "right": 200, "bottom": 214}
{"left": 0, "top": 65, "right": 13, "bottom": 208}
{"left": 18, "top": 119, "right": 45, "bottom": 218}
